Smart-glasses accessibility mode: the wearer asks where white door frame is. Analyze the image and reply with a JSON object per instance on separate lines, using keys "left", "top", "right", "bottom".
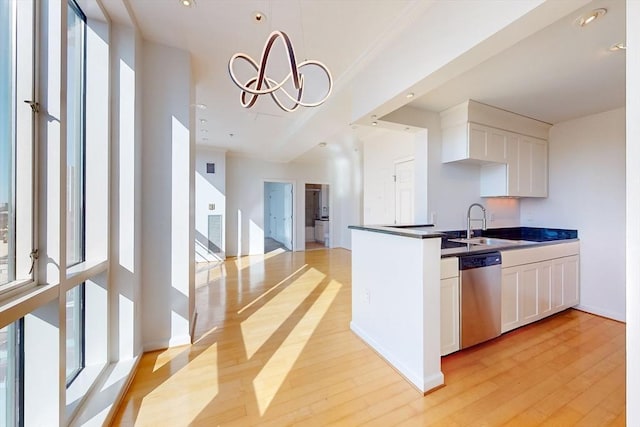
{"left": 263, "top": 179, "right": 296, "bottom": 251}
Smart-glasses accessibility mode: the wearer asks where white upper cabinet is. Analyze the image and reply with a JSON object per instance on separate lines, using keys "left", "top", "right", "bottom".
{"left": 443, "top": 122, "right": 508, "bottom": 163}
{"left": 441, "top": 100, "right": 550, "bottom": 198}
{"left": 481, "top": 132, "right": 548, "bottom": 197}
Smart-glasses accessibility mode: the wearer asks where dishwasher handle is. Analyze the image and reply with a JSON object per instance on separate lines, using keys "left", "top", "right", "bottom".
{"left": 459, "top": 252, "right": 502, "bottom": 270}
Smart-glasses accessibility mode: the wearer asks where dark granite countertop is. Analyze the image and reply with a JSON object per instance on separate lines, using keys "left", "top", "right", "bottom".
{"left": 348, "top": 224, "right": 444, "bottom": 239}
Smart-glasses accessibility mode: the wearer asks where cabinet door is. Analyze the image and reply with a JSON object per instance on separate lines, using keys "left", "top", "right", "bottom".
{"left": 440, "top": 277, "right": 460, "bottom": 356}
{"left": 553, "top": 255, "right": 580, "bottom": 307}
{"left": 314, "top": 221, "right": 323, "bottom": 242}
{"left": 487, "top": 128, "right": 508, "bottom": 162}
{"left": 550, "top": 259, "right": 565, "bottom": 310}
{"left": 469, "top": 125, "right": 488, "bottom": 160}
{"left": 530, "top": 139, "right": 548, "bottom": 197}
{"left": 516, "top": 136, "right": 548, "bottom": 197}
{"left": 506, "top": 134, "right": 519, "bottom": 195}
{"left": 517, "top": 137, "right": 534, "bottom": 196}
{"left": 537, "top": 262, "right": 553, "bottom": 317}
{"left": 520, "top": 264, "right": 539, "bottom": 324}
{"left": 469, "top": 124, "right": 507, "bottom": 163}
{"left": 501, "top": 267, "right": 520, "bottom": 333}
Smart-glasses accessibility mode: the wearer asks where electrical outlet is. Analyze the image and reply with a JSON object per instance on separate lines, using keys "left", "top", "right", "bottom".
{"left": 209, "top": 203, "right": 215, "bottom": 210}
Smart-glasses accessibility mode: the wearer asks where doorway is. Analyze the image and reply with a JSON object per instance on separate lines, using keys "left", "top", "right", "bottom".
{"left": 305, "top": 183, "right": 330, "bottom": 250}
{"left": 264, "top": 182, "right": 293, "bottom": 252}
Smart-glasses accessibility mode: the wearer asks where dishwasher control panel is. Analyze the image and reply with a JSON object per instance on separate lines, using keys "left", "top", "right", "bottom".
{"left": 459, "top": 252, "right": 502, "bottom": 270}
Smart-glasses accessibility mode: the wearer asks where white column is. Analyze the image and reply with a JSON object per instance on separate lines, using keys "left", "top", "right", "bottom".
{"left": 141, "top": 41, "right": 194, "bottom": 350}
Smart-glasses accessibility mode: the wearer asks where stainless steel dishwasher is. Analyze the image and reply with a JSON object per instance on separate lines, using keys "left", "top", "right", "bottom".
{"left": 459, "top": 251, "right": 502, "bottom": 349}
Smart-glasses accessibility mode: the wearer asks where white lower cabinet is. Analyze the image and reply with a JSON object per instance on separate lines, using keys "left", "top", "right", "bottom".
{"left": 440, "top": 257, "right": 459, "bottom": 356}
{"left": 501, "top": 248, "right": 580, "bottom": 334}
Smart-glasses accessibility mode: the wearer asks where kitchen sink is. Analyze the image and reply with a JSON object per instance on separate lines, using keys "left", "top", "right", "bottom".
{"left": 449, "top": 237, "right": 530, "bottom": 246}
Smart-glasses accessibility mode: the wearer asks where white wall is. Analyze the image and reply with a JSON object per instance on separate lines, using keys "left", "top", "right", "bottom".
{"left": 362, "top": 129, "right": 414, "bottom": 224}
{"left": 329, "top": 147, "right": 362, "bottom": 250}
{"left": 521, "top": 108, "right": 626, "bottom": 321}
{"left": 382, "top": 106, "right": 521, "bottom": 231}
{"left": 626, "top": 1, "right": 640, "bottom": 422}
{"left": 141, "top": 41, "right": 194, "bottom": 350}
{"left": 109, "top": 23, "right": 143, "bottom": 359}
{"left": 195, "top": 147, "right": 226, "bottom": 261}
{"left": 226, "top": 156, "right": 332, "bottom": 256}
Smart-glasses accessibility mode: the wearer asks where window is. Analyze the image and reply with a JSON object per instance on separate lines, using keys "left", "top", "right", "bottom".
{"left": 0, "top": 0, "right": 13, "bottom": 286}
{"left": 0, "top": 0, "right": 36, "bottom": 290}
{"left": 0, "top": 321, "right": 23, "bottom": 427}
{"left": 66, "top": 0, "right": 86, "bottom": 267}
{"left": 65, "top": 0, "right": 87, "bottom": 387}
{"left": 65, "top": 284, "right": 84, "bottom": 384}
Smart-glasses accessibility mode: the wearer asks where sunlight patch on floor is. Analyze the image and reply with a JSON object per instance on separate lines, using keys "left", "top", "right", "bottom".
{"left": 240, "top": 267, "right": 325, "bottom": 359}
{"left": 233, "top": 250, "right": 288, "bottom": 272}
{"left": 265, "top": 247, "right": 286, "bottom": 256}
{"left": 151, "top": 345, "right": 191, "bottom": 373}
{"left": 237, "top": 264, "right": 309, "bottom": 315}
{"left": 252, "top": 279, "right": 342, "bottom": 416}
{"left": 140, "top": 343, "right": 219, "bottom": 424}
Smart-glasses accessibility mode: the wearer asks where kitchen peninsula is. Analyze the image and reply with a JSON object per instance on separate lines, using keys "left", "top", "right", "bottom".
{"left": 349, "top": 225, "right": 445, "bottom": 394}
{"left": 349, "top": 224, "right": 579, "bottom": 394}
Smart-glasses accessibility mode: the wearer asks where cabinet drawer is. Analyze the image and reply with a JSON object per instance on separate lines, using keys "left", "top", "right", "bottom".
{"left": 501, "top": 242, "right": 580, "bottom": 268}
{"left": 441, "top": 257, "right": 459, "bottom": 279}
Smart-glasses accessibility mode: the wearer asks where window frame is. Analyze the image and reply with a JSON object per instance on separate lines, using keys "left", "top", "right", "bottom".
{"left": 66, "top": 0, "right": 87, "bottom": 269}
{"left": 64, "top": 0, "right": 88, "bottom": 387}
{"left": 65, "top": 282, "right": 85, "bottom": 387}
{"left": 0, "top": 0, "right": 38, "bottom": 297}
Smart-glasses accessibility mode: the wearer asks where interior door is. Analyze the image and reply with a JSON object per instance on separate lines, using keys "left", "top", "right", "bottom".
{"left": 283, "top": 183, "right": 293, "bottom": 250}
{"left": 395, "top": 159, "right": 415, "bottom": 225}
{"left": 269, "top": 188, "right": 278, "bottom": 239}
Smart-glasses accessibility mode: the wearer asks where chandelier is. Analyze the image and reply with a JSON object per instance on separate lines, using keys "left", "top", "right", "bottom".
{"left": 228, "top": 30, "right": 333, "bottom": 112}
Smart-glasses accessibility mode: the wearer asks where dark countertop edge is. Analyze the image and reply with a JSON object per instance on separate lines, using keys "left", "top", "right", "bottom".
{"left": 440, "top": 238, "right": 581, "bottom": 258}
{"left": 348, "top": 225, "right": 445, "bottom": 239}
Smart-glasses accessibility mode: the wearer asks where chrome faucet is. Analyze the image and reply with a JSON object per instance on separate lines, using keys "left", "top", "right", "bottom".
{"left": 466, "top": 203, "right": 487, "bottom": 239}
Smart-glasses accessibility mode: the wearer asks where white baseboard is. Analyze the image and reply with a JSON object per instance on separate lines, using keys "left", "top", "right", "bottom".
{"left": 350, "top": 321, "right": 443, "bottom": 393}
{"left": 574, "top": 304, "right": 626, "bottom": 322}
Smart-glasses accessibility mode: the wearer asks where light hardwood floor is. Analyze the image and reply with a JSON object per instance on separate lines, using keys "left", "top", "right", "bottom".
{"left": 112, "top": 248, "right": 626, "bottom": 426}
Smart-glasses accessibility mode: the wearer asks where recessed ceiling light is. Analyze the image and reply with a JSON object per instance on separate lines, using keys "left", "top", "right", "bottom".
{"left": 200, "top": 119, "right": 207, "bottom": 124}
{"left": 179, "top": 0, "right": 195, "bottom": 7}
{"left": 372, "top": 121, "right": 378, "bottom": 126}
{"left": 253, "top": 11, "right": 266, "bottom": 23}
{"left": 319, "top": 142, "right": 327, "bottom": 147}
{"left": 406, "top": 92, "right": 415, "bottom": 99}
{"left": 193, "top": 103, "right": 207, "bottom": 110}
{"left": 609, "top": 42, "right": 626, "bottom": 51}
{"left": 405, "top": 127, "right": 410, "bottom": 131}
{"left": 576, "top": 8, "right": 606, "bottom": 27}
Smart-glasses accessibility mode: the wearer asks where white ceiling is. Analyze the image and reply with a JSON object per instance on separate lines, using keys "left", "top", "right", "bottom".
{"left": 407, "top": 0, "right": 626, "bottom": 124}
{"left": 113, "top": 0, "right": 625, "bottom": 162}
